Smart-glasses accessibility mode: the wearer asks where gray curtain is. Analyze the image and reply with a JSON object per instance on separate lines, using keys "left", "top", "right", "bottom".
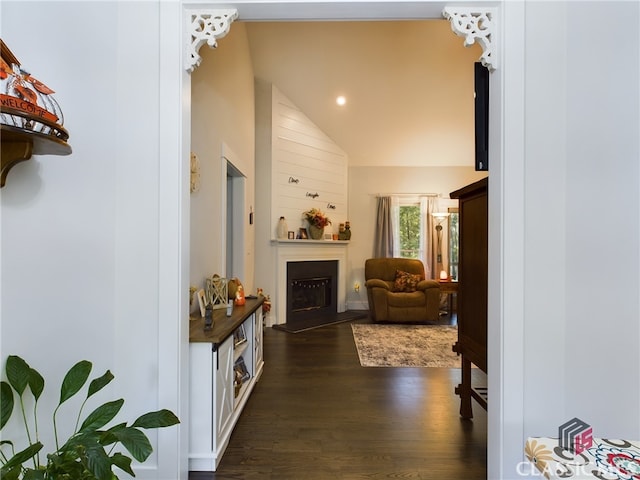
{"left": 374, "top": 196, "right": 394, "bottom": 257}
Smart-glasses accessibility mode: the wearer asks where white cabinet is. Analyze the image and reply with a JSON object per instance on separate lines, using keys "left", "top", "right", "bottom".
{"left": 215, "top": 335, "right": 234, "bottom": 440}
{"left": 188, "top": 298, "right": 264, "bottom": 471}
{"left": 254, "top": 307, "right": 264, "bottom": 374}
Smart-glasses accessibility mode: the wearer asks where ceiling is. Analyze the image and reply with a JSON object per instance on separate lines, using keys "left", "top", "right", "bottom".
{"left": 243, "top": 20, "right": 482, "bottom": 167}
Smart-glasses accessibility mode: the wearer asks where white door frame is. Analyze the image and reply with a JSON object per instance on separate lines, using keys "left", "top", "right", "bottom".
{"left": 169, "top": 2, "right": 527, "bottom": 479}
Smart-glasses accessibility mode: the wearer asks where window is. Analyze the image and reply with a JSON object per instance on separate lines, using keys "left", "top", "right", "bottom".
{"left": 398, "top": 204, "right": 421, "bottom": 259}
{"left": 448, "top": 207, "right": 459, "bottom": 281}
{"left": 391, "top": 195, "right": 437, "bottom": 279}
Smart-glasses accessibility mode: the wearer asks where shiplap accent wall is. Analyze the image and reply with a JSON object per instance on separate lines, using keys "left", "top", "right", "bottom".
{"left": 254, "top": 80, "right": 349, "bottom": 326}
{"left": 269, "top": 84, "right": 349, "bottom": 236}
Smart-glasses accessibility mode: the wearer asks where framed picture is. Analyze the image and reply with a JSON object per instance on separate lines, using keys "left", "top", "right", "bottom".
{"left": 197, "top": 289, "right": 207, "bottom": 317}
{"left": 298, "top": 228, "right": 308, "bottom": 239}
{"left": 233, "top": 324, "right": 247, "bottom": 347}
{"left": 234, "top": 356, "right": 250, "bottom": 383}
{"left": 287, "top": 231, "right": 295, "bottom": 239}
{"left": 324, "top": 233, "right": 333, "bottom": 241}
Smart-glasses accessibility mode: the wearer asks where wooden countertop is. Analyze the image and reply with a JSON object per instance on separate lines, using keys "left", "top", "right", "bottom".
{"left": 189, "top": 296, "right": 264, "bottom": 346}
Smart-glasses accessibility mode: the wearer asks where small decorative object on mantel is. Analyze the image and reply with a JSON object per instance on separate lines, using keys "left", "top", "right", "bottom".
{"left": 303, "top": 207, "right": 331, "bottom": 240}
{"left": 309, "top": 225, "right": 324, "bottom": 240}
{"left": 338, "top": 221, "right": 352, "bottom": 240}
{"left": 277, "top": 216, "right": 288, "bottom": 239}
{"left": 0, "top": 39, "right": 72, "bottom": 187}
{"left": 344, "top": 221, "right": 352, "bottom": 240}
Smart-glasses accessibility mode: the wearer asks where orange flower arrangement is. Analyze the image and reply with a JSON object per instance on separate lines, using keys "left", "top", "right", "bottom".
{"left": 303, "top": 208, "right": 332, "bottom": 228}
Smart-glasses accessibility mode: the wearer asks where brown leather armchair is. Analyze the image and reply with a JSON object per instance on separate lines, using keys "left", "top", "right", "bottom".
{"left": 364, "top": 258, "right": 440, "bottom": 323}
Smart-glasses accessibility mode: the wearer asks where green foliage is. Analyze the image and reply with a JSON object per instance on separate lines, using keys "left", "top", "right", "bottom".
{"left": 0, "top": 355, "right": 179, "bottom": 479}
{"left": 399, "top": 205, "right": 421, "bottom": 258}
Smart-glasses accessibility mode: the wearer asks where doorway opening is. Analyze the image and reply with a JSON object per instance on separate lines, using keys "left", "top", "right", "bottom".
{"left": 224, "top": 153, "right": 246, "bottom": 280}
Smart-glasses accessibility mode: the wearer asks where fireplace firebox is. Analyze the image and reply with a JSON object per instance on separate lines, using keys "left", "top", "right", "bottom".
{"left": 286, "top": 260, "right": 338, "bottom": 323}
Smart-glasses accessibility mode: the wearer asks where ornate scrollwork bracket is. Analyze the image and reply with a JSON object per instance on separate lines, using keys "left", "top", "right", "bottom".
{"left": 443, "top": 7, "right": 497, "bottom": 72}
{"left": 185, "top": 9, "right": 239, "bottom": 73}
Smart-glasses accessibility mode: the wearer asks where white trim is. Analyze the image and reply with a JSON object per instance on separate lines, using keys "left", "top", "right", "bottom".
{"left": 443, "top": 7, "right": 497, "bottom": 71}
{"left": 178, "top": 3, "right": 524, "bottom": 479}
{"left": 185, "top": 9, "right": 238, "bottom": 73}
{"left": 488, "top": 2, "right": 525, "bottom": 479}
{"left": 346, "top": 300, "right": 368, "bottom": 311}
{"left": 274, "top": 242, "right": 348, "bottom": 326}
{"left": 158, "top": 1, "right": 189, "bottom": 478}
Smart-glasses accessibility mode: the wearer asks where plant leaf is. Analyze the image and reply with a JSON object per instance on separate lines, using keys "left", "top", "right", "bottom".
{"left": 114, "top": 427, "right": 152, "bottom": 462}
{"left": 0, "top": 465, "right": 22, "bottom": 480}
{"left": 5, "top": 356, "right": 30, "bottom": 395}
{"left": 59, "top": 360, "right": 92, "bottom": 404}
{"left": 22, "top": 468, "right": 45, "bottom": 480}
{"left": 0, "top": 442, "right": 43, "bottom": 472}
{"left": 83, "top": 441, "right": 112, "bottom": 480}
{"left": 79, "top": 399, "right": 124, "bottom": 432}
{"left": 45, "top": 449, "right": 86, "bottom": 479}
{"left": 87, "top": 370, "right": 114, "bottom": 398}
{"left": 1, "top": 381, "right": 14, "bottom": 429}
{"left": 28, "top": 368, "right": 44, "bottom": 401}
{"left": 99, "top": 423, "right": 126, "bottom": 447}
{"left": 111, "top": 452, "right": 135, "bottom": 476}
{"left": 132, "top": 409, "right": 180, "bottom": 429}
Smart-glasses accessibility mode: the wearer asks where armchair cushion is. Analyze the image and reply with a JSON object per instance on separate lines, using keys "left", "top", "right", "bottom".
{"left": 393, "top": 270, "right": 421, "bottom": 292}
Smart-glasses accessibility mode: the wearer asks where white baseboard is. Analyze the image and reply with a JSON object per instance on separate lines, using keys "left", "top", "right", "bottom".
{"left": 346, "top": 300, "right": 368, "bottom": 311}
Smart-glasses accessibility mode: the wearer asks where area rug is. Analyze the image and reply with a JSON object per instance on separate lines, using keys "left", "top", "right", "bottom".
{"left": 351, "top": 323, "right": 462, "bottom": 368}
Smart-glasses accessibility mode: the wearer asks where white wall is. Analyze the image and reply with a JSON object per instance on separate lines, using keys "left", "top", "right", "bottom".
{"left": 0, "top": 2, "right": 185, "bottom": 478}
{"left": 521, "top": 0, "right": 640, "bottom": 442}
{"left": 190, "top": 22, "right": 256, "bottom": 300}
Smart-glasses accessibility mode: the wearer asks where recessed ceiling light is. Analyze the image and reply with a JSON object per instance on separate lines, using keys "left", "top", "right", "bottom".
{"left": 336, "top": 96, "right": 346, "bottom": 106}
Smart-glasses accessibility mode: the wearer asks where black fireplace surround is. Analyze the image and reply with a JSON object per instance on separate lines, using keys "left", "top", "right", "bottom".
{"left": 286, "top": 260, "right": 338, "bottom": 323}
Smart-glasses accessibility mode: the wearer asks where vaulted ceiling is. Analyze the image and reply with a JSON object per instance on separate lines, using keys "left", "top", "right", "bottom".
{"left": 244, "top": 20, "right": 482, "bottom": 167}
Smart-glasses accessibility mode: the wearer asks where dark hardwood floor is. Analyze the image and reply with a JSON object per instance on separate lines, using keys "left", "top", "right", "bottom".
{"left": 189, "top": 313, "right": 487, "bottom": 480}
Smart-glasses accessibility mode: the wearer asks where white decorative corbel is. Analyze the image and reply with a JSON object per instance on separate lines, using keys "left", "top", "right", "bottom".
{"left": 185, "top": 9, "right": 239, "bottom": 73}
{"left": 443, "top": 7, "right": 497, "bottom": 72}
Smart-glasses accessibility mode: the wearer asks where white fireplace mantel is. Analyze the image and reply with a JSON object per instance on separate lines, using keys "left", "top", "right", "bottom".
{"left": 273, "top": 241, "right": 348, "bottom": 326}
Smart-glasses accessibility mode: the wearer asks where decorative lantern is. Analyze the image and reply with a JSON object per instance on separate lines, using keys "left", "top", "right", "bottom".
{"left": 205, "top": 274, "right": 228, "bottom": 310}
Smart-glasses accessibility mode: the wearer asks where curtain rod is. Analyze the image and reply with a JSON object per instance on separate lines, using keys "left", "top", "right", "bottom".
{"left": 372, "top": 193, "right": 441, "bottom": 197}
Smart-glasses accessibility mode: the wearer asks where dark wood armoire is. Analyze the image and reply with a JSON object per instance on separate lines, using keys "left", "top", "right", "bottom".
{"left": 450, "top": 177, "right": 488, "bottom": 419}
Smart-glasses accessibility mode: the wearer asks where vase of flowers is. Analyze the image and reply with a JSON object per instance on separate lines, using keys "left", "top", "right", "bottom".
{"left": 303, "top": 208, "right": 331, "bottom": 239}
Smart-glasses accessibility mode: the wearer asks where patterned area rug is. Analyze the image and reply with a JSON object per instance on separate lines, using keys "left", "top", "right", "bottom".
{"left": 351, "top": 323, "right": 461, "bottom": 368}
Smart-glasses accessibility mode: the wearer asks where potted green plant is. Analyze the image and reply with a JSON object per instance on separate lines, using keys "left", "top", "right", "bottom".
{"left": 0, "top": 355, "right": 179, "bottom": 479}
